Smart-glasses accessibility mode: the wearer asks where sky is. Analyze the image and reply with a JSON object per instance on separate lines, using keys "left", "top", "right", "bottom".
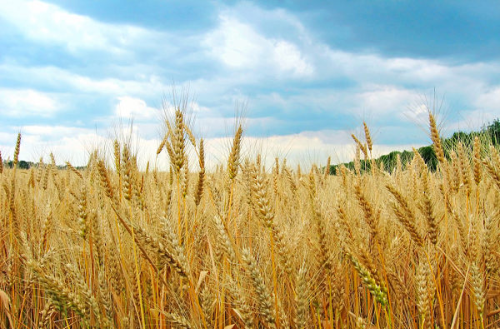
{"left": 1, "top": 0, "right": 499, "bottom": 169}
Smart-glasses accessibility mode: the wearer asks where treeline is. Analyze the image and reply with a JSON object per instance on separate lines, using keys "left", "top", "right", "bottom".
{"left": 330, "top": 118, "right": 500, "bottom": 174}
{"left": 3, "top": 160, "right": 86, "bottom": 171}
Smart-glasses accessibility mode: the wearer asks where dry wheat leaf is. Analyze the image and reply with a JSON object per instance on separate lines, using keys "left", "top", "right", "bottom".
{"left": 195, "top": 270, "right": 209, "bottom": 293}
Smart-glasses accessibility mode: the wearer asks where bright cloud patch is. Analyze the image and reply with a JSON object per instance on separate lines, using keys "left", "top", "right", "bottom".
{"left": 0, "top": 89, "right": 59, "bottom": 117}
{"left": 402, "top": 103, "right": 430, "bottom": 124}
{"left": 273, "top": 41, "right": 314, "bottom": 76}
{"left": 204, "top": 15, "right": 265, "bottom": 68}
{"left": 0, "top": 0, "right": 151, "bottom": 53}
{"left": 204, "top": 15, "right": 313, "bottom": 77}
{"left": 475, "top": 87, "right": 500, "bottom": 111}
{"left": 0, "top": 64, "right": 167, "bottom": 98}
{"left": 357, "top": 86, "right": 416, "bottom": 117}
{"left": 115, "top": 96, "right": 160, "bottom": 121}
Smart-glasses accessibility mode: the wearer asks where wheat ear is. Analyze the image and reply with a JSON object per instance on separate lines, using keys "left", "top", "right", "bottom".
{"left": 363, "top": 122, "right": 373, "bottom": 155}
{"left": 473, "top": 136, "right": 482, "bottom": 185}
{"left": 352, "top": 133, "right": 368, "bottom": 160}
{"left": 242, "top": 248, "right": 276, "bottom": 328}
{"left": 416, "top": 257, "right": 431, "bottom": 329}
{"left": 348, "top": 253, "right": 388, "bottom": 307}
{"left": 295, "top": 265, "right": 309, "bottom": 329}
{"left": 13, "top": 133, "right": 21, "bottom": 168}
{"left": 228, "top": 124, "right": 243, "bottom": 180}
{"left": 386, "top": 184, "right": 424, "bottom": 248}
{"left": 471, "top": 261, "right": 485, "bottom": 320}
{"left": 354, "top": 183, "right": 379, "bottom": 244}
{"left": 194, "top": 138, "right": 205, "bottom": 206}
{"left": 66, "top": 161, "right": 83, "bottom": 179}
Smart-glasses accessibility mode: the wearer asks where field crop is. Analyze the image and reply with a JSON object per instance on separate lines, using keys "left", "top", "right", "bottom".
{"left": 1, "top": 110, "right": 500, "bottom": 329}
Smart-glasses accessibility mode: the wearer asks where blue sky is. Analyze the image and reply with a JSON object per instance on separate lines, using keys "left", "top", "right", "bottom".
{"left": 1, "top": 0, "right": 499, "bottom": 168}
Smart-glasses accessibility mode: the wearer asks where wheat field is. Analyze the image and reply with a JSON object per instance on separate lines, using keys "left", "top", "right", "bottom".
{"left": 1, "top": 110, "right": 499, "bottom": 329}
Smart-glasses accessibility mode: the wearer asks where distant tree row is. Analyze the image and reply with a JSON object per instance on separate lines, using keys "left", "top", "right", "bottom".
{"left": 3, "top": 160, "right": 86, "bottom": 171}
{"left": 4, "top": 160, "right": 35, "bottom": 170}
{"left": 330, "top": 118, "right": 500, "bottom": 174}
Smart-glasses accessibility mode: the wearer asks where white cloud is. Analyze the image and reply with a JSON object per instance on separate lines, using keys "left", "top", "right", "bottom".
{"left": 319, "top": 45, "right": 500, "bottom": 95}
{"left": 0, "top": 89, "right": 59, "bottom": 117}
{"left": 0, "top": 64, "right": 168, "bottom": 100}
{"left": 190, "top": 102, "right": 214, "bottom": 114}
{"left": 357, "top": 86, "right": 417, "bottom": 117}
{"left": 204, "top": 15, "right": 313, "bottom": 77}
{"left": 0, "top": 0, "right": 154, "bottom": 54}
{"left": 446, "top": 86, "right": 500, "bottom": 131}
{"left": 401, "top": 103, "right": 429, "bottom": 123}
{"left": 273, "top": 40, "right": 314, "bottom": 76}
{"left": 115, "top": 96, "right": 161, "bottom": 121}
{"left": 22, "top": 125, "right": 91, "bottom": 137}
{"left": 204, "top": 15, "right": 266, "bottom": 68}
{"left": 475, "top": 86, "right": 500, "bottom": 111}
